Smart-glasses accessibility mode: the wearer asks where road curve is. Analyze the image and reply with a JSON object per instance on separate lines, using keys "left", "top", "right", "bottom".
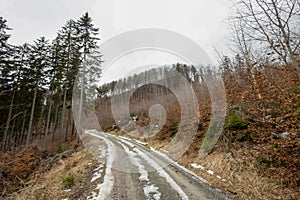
{"left": 86, "top": 130, "right": 230, "bottom": 200}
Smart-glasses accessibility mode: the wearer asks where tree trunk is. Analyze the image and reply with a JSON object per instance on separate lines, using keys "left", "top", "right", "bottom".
{"left": 26, "top": 84, "right": 38, "bottom": 146}
{"left": 287, "top": 48, "right": 300, "bottom": 81}
{"left": 52, "top": 103, "right": 59, "bottom": 143}
{"left": 65, "top": 106, "right": 71, "bottom": 142}
{"left": 71, "top": 119, "right": 75, "bottom": 138}
{"left": 2, "top": 90, "right": 15, "bottom": 151}
{"left": 60, "top": 87, "right": 67, "bottom": 141}
{"left": 19, "top": 111, "right": 27, "bottom": 147}
{"left": 45, "top": 99, "right": 53, "bottom": 147}
{"left": 10, "top": 117, "right": 16, "bottom": 149}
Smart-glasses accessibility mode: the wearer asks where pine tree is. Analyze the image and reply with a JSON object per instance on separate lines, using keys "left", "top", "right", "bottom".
{"left": 58, "top": 19, "right": 80, "bottom": 141}
{"left": 75, "top": 12, "right": 101, "bottom": 139}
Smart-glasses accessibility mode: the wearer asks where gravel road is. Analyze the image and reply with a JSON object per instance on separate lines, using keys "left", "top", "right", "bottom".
{"left": 86, "top": 130, "right": 230, "bottom": 200}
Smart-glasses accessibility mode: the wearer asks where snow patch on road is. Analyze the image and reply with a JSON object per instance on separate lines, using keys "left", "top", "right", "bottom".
{"left": 119, "top": 142, "right": 149, "bottom": 181}
{"left": 119, "top": 136, "right": 132, "bottom": 141}
{"left": 134, "top": 148, "right": 189, "bottom": 200}
{"left": 150, "top": 147, "right": 208, "bottom": 184}
{"left": 98, "top": 144, "right": 106, "bottom": 159}
{"left": 118, "top": 140, "right": 162, "bottom": 199}
{"left": 118, "top": 137, "right": 135, "bottom": 147}
{"left": 134, "top": 139, "right": 148, "bottom": 145}
{"left": 143, "top": 185, "right": 161, "bottom": 200}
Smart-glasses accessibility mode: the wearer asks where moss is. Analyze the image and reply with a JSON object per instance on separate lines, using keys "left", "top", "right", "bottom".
{"left": 225, "top": 113, "right": 249, "bottom": 130}
{"left": 288, "top": 87, "right": 300, "bottom": 94}
{"left": 256, "top": 157, "right": 270, "bottom": 164}
{"left": 236, "top": 130, "right": 247, "bottom": 141}
{"left": 256, "top": 156, "right": 277, "bottom": 165}
{"left": 56, "top": 145, "right": 64, "bottom": 154}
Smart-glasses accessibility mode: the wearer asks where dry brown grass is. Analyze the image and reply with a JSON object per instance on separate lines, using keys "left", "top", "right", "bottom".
{"left": 6, "top": 148, "right": 98, "bottom": 200}
{"left": 178, "top": 149, "right": 300, "bottom": 200}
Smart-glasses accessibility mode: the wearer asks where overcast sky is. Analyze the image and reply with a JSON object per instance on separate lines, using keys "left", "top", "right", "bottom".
{"left": 0, "top": 0, "right": 233, "bottom": 81}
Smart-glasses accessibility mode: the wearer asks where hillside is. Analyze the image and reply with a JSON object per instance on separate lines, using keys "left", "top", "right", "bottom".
{"left": 95, "top": 62, "right": 300, "bottom": 199}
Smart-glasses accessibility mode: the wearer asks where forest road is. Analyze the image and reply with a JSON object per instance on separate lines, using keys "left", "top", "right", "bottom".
{"left": 86, "top": 130, "right": 230, "bottom": 200}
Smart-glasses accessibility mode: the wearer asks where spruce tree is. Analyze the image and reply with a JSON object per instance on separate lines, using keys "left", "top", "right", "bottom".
{"left": 25, "top": 37, "right": 51, "bottom": 146}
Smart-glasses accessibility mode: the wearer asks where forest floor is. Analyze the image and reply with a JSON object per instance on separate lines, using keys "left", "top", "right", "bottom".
{"left": 0, "top": 141, "right": 103, "bottom": 200}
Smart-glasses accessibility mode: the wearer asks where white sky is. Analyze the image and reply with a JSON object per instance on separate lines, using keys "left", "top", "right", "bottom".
{"left": 0, "top": 0, "right": 233, "bottom": 82}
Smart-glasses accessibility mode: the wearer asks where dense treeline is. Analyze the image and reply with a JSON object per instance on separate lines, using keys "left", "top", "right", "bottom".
{"left": 0, "top": 13, "right": 101, "bottom": 151}
{"left": 96, "top": 63, "right": 204, "bottom": 132}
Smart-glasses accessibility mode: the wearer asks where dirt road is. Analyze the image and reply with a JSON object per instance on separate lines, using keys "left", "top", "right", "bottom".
{"left": 86, "top": 130, "right": 230, "bottom": 200}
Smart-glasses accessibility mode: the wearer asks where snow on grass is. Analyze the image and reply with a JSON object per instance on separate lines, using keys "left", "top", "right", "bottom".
{"left": 191, "top": 163, "right": 205, "bottom": 170}
{"left": 191, "top": 163, "right": 215, "bottom": 175}
{"left": 90, "top": 145, "right": 106, "bottom": 183}
{"left": 143, "top": 184, "right": 162, "bottom": 200}
{"left": 190, "top": 163, "right": 226, "bottom": 181}
{"left": 133, "top": 147, "right": 189, "bottom": 200}
{"left": 86, "top": 130, "right": 116, "bottom": 200}
{"left": 90, "top": 170, "right": 102, "bottom": 182}
{"left": 207, "top": 170, "right": 214, "bottom": 175}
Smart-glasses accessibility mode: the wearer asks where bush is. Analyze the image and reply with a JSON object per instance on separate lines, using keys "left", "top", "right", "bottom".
{"left": 62, "top": 173, "right": 75, "bottom": 188}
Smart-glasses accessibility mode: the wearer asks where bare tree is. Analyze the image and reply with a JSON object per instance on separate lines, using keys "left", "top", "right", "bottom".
{"left": 229, "top": 18, "right": 262, "bottom": 98}
{"left": 231, "top": 0, "right": 300, "bottom": 80}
